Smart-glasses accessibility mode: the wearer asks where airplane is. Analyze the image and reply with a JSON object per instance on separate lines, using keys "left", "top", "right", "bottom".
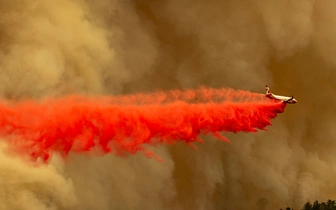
{"left": 265, "top": 85, "right": 297, "bottom": 104}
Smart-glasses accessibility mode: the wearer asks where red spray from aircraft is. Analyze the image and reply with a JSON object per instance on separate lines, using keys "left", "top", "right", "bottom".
{"left": 0, "top": 86, "right": 286, "bottom": 161}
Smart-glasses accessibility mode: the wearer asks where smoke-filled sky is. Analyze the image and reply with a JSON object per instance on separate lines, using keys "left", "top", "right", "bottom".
{"left": 0, "top": 0, "right": 335, "bottom": 210}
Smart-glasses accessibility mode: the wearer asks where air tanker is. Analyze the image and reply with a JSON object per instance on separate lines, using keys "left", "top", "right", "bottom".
{"left": 265, "top": 85, "right": 297, "bottom": 104}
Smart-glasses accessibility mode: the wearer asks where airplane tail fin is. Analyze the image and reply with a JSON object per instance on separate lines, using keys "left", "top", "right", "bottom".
{"left": 266, "top": 85, "right": 271, "bottom": 95}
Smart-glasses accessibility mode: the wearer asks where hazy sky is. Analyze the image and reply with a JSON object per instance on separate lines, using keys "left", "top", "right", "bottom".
{"left": 0, "top": 0, "right": 335, "bottom": 210}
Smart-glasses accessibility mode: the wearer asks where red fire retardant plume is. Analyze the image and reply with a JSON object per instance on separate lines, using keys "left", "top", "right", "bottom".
{"left": 0, "top": 87, "right": 286, "bottom": 161}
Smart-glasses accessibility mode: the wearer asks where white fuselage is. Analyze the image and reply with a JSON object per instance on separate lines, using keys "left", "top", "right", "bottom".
{"left": 269, "top": 94, "right": 292, "bottom": 101}
{"left": 267, "top": 93, "right": 297, "bottom": 104}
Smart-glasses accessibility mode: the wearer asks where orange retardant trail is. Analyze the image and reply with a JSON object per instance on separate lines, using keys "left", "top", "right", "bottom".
{"left": 0, "top": 87, "right": 286, "bottom": 161}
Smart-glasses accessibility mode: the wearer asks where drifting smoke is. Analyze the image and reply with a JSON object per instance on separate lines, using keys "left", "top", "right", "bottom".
{"left": 0, "top": 0, "right": 335, "bottom": 210}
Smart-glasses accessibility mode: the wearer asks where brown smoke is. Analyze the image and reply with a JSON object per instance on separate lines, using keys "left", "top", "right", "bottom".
{"left": 0, "top": 0, "right": 335, "bottom": 209}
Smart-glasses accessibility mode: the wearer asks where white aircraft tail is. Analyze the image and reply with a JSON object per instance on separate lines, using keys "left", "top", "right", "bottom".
{"left": 266, "top": 85, "right": 271, "bottom": 95}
